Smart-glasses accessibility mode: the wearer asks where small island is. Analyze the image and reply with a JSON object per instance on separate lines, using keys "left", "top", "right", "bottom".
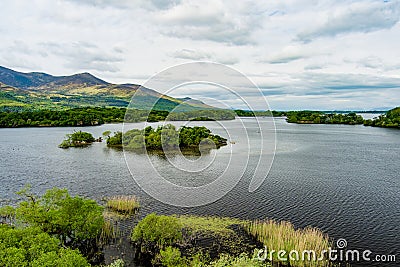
{"left": 58, "top": 130, "right": 96, "bottom": 148}
{"left": 106, "top": 124, "right": 227, "bottom": 152}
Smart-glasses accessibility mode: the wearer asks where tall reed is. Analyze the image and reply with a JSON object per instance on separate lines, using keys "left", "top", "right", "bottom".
{"left": 247, "top": 219, "right": 332, "bottom": 267}
{"left": 106, "top": 195, "right": 140, "bottom": 215}
{"left": 99, "top": 217, "right": 120, "bottom": 245}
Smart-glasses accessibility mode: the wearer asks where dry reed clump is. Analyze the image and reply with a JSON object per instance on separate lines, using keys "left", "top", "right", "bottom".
{"left": 106, "top": 195, "right": 140, "bottom": 215}
{"left": 247, "top": 219, "right": 332, "bottom": 267}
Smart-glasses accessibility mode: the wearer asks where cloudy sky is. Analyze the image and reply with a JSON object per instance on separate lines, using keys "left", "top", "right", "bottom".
{"left": 1, "top": 0, "right": 400, "bottom": 110}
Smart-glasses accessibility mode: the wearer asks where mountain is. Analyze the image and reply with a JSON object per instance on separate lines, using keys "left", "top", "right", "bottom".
{"left": 0, "top": 66, "right": 108, "bottom": 89}
{"left": 0, "top": 66, "right": 215, "bottom": 111}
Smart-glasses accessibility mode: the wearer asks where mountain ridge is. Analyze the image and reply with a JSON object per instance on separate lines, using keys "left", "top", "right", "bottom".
{"left": 0, "top": 66, "right": 109, "bottom": 89}
{"left": 0, "top": 66, "right": 215, "bottom": 111}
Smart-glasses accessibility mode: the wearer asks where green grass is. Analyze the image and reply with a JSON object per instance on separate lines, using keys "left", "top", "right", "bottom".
{"left": 176, "top": 215, "right": 243, "bottom": 236}
{"left": 106, "top": 195, "right": 140, "bottom": 215}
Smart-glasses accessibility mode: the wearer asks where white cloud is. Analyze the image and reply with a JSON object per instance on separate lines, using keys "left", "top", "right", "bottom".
{"left": 297, "top": 1, "right": 400, "bottom": 42}
{"left": 155, "top": 1, "right": 264, "bottom": 45}
{"left": 171, "top": 49, "right": 239, "bottom": 65}
{"left": 0, "top": 0, "right": 399, "bottom": 109}
{"left": 261, "top": 45, "right": 316, "bottom": 64}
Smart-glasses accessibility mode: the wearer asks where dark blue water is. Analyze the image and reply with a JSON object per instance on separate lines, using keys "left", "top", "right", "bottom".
{"left": 0, "top": 117, "right": 398, "bottom": 266}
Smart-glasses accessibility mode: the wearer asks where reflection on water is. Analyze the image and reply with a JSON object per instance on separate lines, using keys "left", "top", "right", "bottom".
{"left": 0, "top": 116, "right": 399, "bottom": 266}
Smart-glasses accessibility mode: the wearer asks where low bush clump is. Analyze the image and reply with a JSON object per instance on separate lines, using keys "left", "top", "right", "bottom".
{"left": 131, "top": 213, "right": 183, "bottom": 253}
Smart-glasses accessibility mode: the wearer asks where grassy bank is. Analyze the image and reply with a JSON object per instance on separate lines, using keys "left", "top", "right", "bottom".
{"left": 131, "top": 213, "right": 334, "bottom": 267}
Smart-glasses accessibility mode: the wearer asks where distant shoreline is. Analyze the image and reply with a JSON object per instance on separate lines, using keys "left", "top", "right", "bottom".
{"left": 0, "top": 106, "right": 397, "bottom": 129}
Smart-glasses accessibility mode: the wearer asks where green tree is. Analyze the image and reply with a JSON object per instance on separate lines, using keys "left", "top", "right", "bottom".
{"left": 102, "top": 130, "right": 111, "bottom": 139}
{"left": 15, "top": 186, "right": 104, "bottom": 248}
{"left": 106, "top": 131, "right": 123, "bottom": 146}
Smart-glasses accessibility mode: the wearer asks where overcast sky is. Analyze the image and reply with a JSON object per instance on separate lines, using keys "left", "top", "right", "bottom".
{"left": 1, "top": 0, "right": 399, "bottom": 110}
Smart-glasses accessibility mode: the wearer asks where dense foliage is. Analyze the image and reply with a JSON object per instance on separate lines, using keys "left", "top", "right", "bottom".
{"left": 0, "top": 107, "right": 238, "bottom": 127}
{"left": 364, "top": 107, "right": 400, "bottom": 128}
{"left": 13, "top": 186, "right": 104, "bottom": 248}
{"left": 166, "top": 109, "right": 235, "bottom": 121}
{"left": 0, "top": 186, "right": 105, "bottom": 266}
{"left": 157, "top": 247, "right": 267, "bottom": 267}
{"left": 0, "top": 107, "right": 126, "bottom": 127}
{"left": 106, "top": 131, "right": 122, "bottom": 146}
{"left": 59, "top": 131, "right": 96, "bottom": 148}
{"left": 107, "top": 124, "right": 227, "bottom": 151}
{"left": 0, "top": 225, "right": 89, "bottom": 267}
{"left": 234, "top": 110, "right": 283, "bottom": 117}
{"left": 286, "top": 111, "right": 364, "bottom": 125}
{"left": 285, "top": 108, "right": 400, "bottom": 129}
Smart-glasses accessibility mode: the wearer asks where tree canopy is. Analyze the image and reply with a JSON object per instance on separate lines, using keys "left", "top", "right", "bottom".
{"left": 286, "top": 111, "right": 364, "bottom": 125}
{"left": 106, "top": 124, "right": 227, "bottom": 151}
{"left": 364, "top": 107, "right": 400, "bottom": 128}
{"left": 0, "top": 186, "right": 105, "bottom": 266}
{"left": 0, "top": 225, "right": 90, "bottom": 267}
{"left": 59, "top": 131, "right": 96, "bottom": 148}
{"left": 13, "top": 186, "right": 104, "bottom": 247}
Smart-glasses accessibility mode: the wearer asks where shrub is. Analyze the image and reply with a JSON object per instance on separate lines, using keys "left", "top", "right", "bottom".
{"left": 131, "top": 213, "right": 182, "bottom": 252}
{"left": 158, "top": 246, "right": 186, "bottom": 267}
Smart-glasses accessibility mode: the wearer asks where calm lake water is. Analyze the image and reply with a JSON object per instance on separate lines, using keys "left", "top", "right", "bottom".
{"left": 0, "top": 117, "right": 398, "bottom": 266}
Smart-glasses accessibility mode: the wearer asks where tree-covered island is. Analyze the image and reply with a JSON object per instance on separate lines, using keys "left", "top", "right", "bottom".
{"left": 106, "top": 124, "right": 227, "bottom": 152}
{"left": 59, "top": 131, "right": 96, "bottom": 148}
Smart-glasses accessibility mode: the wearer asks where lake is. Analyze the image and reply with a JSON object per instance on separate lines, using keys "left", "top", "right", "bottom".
{"left": 0, "top": 117, "right": 398, "bottom": 266}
